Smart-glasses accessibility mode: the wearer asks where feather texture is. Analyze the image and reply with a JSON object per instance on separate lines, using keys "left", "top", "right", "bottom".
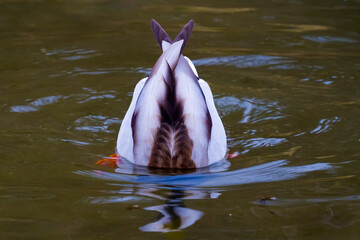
{"left": 116, "top": 20, "right": 227, "bottom": 169}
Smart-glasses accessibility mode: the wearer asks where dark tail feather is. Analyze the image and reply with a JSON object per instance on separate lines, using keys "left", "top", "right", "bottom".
{"left": 151, "top": 19, "right": 194, "bottom": 52}
{"left": 173, "top": 19, "right": 194, "bottom": 52}
{"left": 151, "top": 19, "right": 173, "bottom": 49}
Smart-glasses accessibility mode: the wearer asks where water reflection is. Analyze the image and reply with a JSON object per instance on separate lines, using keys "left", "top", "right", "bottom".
{"left": 139, "top": 189, "right": 204, "bottom": 232}
{"left": 77, "top": 159, "right": 333, "bottom": 187}
{"left": 76, "top": 158, "right": 334, "bottom": 232}
{"left": 84, "top": 182, "right": 221, "bottom": 232}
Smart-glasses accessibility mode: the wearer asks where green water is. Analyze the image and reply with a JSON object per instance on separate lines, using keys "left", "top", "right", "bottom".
{"left": 1, "top": 0, "right": 360, "bottom": 239}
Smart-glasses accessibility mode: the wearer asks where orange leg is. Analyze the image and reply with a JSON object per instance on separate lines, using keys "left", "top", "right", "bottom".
{"left": 96, "top": 154, "right": 121, "bottom": 168}
{"left": 227, "top": 151, "right": 239, "bottom": 159}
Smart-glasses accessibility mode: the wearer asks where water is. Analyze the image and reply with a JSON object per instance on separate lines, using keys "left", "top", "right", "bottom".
{"left": 1, "top": 0, "right": 359, "bottom": 239}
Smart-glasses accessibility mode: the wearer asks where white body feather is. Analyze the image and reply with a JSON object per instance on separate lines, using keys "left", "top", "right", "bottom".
{"left": 117, "top": 55, "right": 227, "bottom": 167}
{"left": 116, "top": 20, "right": 226, "bottom": 168}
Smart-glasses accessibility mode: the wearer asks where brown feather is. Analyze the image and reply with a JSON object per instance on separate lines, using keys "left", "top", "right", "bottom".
{"left": 149, "top": 122, "right": 195, "bottom": 169}
{"left": 171, "top": 123, "right": 195, "bottom": 169}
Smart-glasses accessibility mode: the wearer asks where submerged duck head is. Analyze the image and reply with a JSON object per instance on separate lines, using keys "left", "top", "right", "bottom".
{"left": 116, "top": 19, "right": 227, "bottom": 169}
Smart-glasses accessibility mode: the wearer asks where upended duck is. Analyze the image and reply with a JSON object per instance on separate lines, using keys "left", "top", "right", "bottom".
{"left": 116, "top": 19, "right": 227, "bottom": 169}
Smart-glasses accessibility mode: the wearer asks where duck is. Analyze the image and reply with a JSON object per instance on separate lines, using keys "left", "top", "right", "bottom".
{"left": 116, "top": 19, "right": 227, "bottom": 169}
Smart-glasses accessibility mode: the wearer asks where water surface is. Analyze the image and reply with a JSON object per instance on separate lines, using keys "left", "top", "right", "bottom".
{"left": 1, "top": 0, "right": 359, "bottom": 239}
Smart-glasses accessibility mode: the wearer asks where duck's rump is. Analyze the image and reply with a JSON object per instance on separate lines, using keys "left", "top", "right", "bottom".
{"left": 117, "top": 19, "right": 227, "bottom": 169}
{"left": 131, "top": 44, "right": 211, "bottom": 168}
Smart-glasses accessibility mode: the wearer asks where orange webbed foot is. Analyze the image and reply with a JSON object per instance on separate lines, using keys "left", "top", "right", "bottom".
{"left": 227, "top": 151, "right": 239, "bottom": 159}
{"left": 96, "top": 154, "right": 121, "bottom": 168}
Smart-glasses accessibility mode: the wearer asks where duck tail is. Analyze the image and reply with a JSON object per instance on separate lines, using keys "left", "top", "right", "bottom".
{"left": 173, "top": 19, "right": 194, "bottom": 52}
{"left": 151, "top": 19, "right": 194, "bottom": 52}
{"left": 151, "top": 19, "right": 172, "bottom": 49}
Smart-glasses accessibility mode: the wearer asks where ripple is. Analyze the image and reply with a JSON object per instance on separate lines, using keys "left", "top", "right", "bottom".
{"left": 78, "top": 94, "right": 115, "bottom": 104}
{"left": 314, "top": 79, "right": 334, "bottom": 85}
{"left": 75, "top": 160, "right": 333, "bottom": 188}
{"left": 74, "top": 115, "right": 121, "bottom": 133}
{"left": 268, "top": 23, "right": 330, "bottom": 32}
{"left": 50, "top": 67, "right": 151, "bottom": 78}
{"left": 310, "top": 117, "right": 340, "bottom": 134}
{"left": 302, "top": 36, "right": 358, "bottom": 43}
{"left": 143, "top": 5, "right": 255, "bottom": 14}
{"left": 72, "top": 67, "right": 124, "bottom": 76}
{"left": 43, "top": 48, "right": 100, "bottom": 61}
{"left": 10, "top": 95, "right": 62, "bottom": 113}
{"left": 60, "top": 138, "right": 91, "bottom": 146}
{"left": 268, "top": 64, "right": 302, "bottom": 70}
{"left": 9, "top": 88, "right": 120, "bottom": 113}
{"left": 240, "top": 137, "right": 287, "bottom": 149}
{"left": 215, "top": 96, "right": 283, "bottom": 123}
{"left": 85, "top": 195, "right": 145, "bottom": 204}
{"left": 83, "top": 186, "right": 222, "bottom": 206}
{"left": 10, "top": 105, "right": 38, "bottom": 113}
{"left": 192, "top": 55, "right": 294, "bottom": 69}
{"left": 251, "top": 195, "right": 360, "bottom": 206}
{"left": 68, "top": 88, "right": 117, "bottom": 104}
{"left": 215, "top": 96, "right": 242, "bottom": 116}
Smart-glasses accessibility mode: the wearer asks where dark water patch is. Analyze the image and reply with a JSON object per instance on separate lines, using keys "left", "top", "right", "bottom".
{"left": 0, "top": 191, "right": 55, "bottom": 201}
